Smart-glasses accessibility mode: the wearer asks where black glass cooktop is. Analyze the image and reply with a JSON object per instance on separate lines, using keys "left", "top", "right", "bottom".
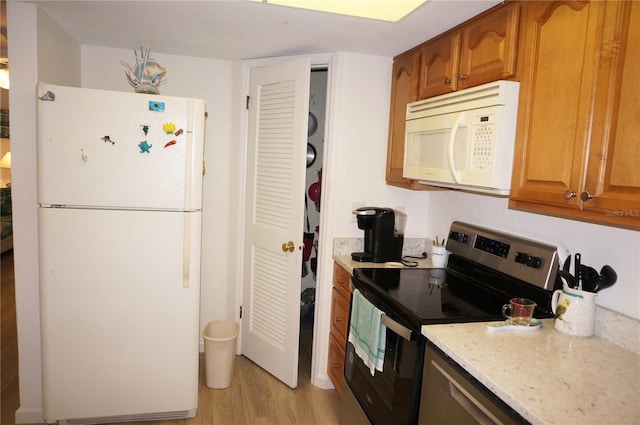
{"left": 352, "top": 265, "right": 554, "bottom": 331}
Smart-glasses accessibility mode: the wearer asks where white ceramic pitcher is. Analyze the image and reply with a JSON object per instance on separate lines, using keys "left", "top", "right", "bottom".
{"left": 551, "top": 286, "right": 597, "bottom": 337}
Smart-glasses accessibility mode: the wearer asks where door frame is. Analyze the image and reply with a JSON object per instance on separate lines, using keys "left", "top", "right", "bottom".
{"left": 236, "top": 53, "right": 337, "bottom": 389}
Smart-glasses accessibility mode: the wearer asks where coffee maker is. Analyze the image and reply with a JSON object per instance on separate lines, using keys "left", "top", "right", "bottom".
{"left": 352, "top": 207, "right": 405, "bottom": 263}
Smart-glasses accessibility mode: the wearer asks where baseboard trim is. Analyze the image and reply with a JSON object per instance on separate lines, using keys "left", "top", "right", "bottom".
{"left": 15, "top": 406, "right": 44, "bottom": 424}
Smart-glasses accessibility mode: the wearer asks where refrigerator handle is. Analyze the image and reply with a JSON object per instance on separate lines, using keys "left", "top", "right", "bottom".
{"left": 183, "top": 214, "right": 191, "bottom": 288}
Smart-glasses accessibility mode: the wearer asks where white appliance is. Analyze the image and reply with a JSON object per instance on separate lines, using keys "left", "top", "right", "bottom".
{"left": 403, "top": 80, "right": 520, "bottom": 195}
{"left": 36, "top": 83, "right": 205, "bottom": 424}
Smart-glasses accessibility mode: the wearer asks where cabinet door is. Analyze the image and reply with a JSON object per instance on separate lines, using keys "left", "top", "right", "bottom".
{"left": 333, "top": 263, "right": 351, "bottom": 299}
{"left": 458, "top": 3, "right": 520, "bottom": 90}
{"left": 330, "top": 288, "right": 350, "bottom": 342}
{"left": 386, "top": 51, "right": 422, "bottom": 188}
{"left": 418, "top": 33, "right": 461, "bottom": 99}
{"left": 510, "top": 1, "right": 605, "bottom": 208}
{"left": 584, "top": 0, "right": 640, "bottom": 226}
{"left": 327, "top": 333, "right": 346, "bottom": 397}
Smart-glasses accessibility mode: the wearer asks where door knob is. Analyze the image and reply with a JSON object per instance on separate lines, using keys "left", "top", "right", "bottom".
{"left": 281, "top": 241, "right": 295, "bottom": 253}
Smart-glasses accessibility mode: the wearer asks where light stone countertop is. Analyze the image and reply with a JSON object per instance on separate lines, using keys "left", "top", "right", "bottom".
{"left": 422, "top": 320, "right": 640, "bottom": 425}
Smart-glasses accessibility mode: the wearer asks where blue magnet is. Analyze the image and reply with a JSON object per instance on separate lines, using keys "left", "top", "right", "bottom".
{"left": 149, "top": 101, "right": 165, "bottom": 112}
{"left": 138, "top": 140, "right": 152, "bottom": 153}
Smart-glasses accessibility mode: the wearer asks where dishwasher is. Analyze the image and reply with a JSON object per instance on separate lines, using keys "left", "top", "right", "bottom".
{"left": 420, "top": 341, "right": 525, "bottom": 425}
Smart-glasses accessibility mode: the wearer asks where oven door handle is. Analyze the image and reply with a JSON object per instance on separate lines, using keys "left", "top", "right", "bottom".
{"left": 382, "top": 314, "right": 412, "bottom": 341}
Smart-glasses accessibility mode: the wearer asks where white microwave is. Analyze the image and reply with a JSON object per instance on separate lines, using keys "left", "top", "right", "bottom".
{"left": 403, "top": 80, "right": 520, "bottom": 196}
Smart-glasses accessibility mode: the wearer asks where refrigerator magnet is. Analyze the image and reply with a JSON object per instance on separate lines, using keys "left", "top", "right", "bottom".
{"left": 174, "top": 128, "right": 184, "bottom": 137}
{"left": 149, "top": 101, "right": 165, "bottom": 112}
{"left": 164, "top": 140, "right": 177, "bottom": 148}
{"left": 162, "top": 123, "right": 176, "bottom": 134}
{"left": 101, "top": 135, "right": 115, "bottom": 145}
{"left": 141, "top": 125, "right": 150, "bottom": 136}
{"left": 138, "top": 140, "right": 152, "bottom": 153}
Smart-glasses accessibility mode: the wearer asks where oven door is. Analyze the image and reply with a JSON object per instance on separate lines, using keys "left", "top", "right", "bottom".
{"left": 343, "top": 302, "right": 426, "bottom": 425}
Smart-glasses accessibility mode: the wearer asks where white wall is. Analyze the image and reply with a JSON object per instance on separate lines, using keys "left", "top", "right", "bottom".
{"left": 424, "top": 190, "right": 640, "bottom": 319}
{"left": 311, "top": 52, "right": 432, "bottom": 387}
{"left": 8, "top": 3, "right": 82, "bottom": 422}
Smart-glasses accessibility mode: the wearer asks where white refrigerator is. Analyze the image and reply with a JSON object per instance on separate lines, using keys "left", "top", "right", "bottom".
{"left": 36, "top": 83, "right": 205, "bottom": 424}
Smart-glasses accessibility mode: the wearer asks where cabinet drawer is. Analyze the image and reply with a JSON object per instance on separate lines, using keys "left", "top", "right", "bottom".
{"left": 333, "top": 263, "right": 351, "bottom": 299}
{"left": 331, "top": 288, "right": 350, "bottom": 342}
{"left": 327, "top": 332, "right": 346, "bottom": 397}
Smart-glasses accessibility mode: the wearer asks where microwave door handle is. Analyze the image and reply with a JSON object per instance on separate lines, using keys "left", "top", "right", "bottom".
{"left": 447, "top": 113, "right": 464, "bottom": 183}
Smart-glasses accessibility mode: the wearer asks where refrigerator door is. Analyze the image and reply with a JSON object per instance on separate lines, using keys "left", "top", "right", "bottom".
{"left": 37, "top": 83, "right": 205, "bottom": 211}
{"left": 39, "top": 207, "right": 201, "bottom": 421}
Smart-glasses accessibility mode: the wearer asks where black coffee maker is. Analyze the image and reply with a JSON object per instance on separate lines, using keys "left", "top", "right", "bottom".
{"left": 352, "top": 207, "right": 405, "bottom": 263}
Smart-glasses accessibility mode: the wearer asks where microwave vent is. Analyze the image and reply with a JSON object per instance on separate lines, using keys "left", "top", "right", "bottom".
{"left": 406, "top": 80, "right": 520, "bottom": 120}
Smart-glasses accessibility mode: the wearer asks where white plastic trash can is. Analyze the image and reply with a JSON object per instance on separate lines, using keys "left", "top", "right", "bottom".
{"left": 203, "top": 320, "right": 239, "bottom": 389}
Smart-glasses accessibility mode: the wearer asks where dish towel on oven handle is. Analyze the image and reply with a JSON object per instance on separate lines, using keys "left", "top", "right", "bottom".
{"left": 348, "top": 289, "right": 387, "bottom": 375}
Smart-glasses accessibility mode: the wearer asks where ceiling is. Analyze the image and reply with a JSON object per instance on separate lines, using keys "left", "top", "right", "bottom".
{"left": 24, "top": 0, "right": 502, "bottom": 61}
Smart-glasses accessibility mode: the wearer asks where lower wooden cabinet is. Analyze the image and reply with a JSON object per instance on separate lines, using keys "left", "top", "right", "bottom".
{"left": 327, "top": 333, "right": 346, "bottom": 397}
{"left": 328, "top": 263, "right": 351, "bottom": 396}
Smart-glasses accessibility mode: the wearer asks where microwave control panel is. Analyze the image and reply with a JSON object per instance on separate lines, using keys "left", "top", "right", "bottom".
{"left": 471, "top": 113, "right": 496, "bottom": 171}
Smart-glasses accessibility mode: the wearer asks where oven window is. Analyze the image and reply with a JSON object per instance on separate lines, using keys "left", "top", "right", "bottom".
{"left": 345, "top": 328, "right": 426, "bottom": 425}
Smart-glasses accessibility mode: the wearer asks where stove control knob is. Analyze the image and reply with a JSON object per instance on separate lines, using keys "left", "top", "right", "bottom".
{"left": 515, "top": 252, "right": 530, "bottom": 264}
{"left": 449, "top": 231, "right": 468, "bottom": 243}
{"left": 526, "top": 256, "right": 542, "bottom": 268}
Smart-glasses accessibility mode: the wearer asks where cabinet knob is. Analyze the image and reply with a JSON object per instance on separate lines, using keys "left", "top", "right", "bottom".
{"left": 459, "top": 74, "right": 467, "bottom": 80}
{"left": 581, "top": 191, "right": 594, "bottom": 201}
{"left": 444, "top": 77, "right": 452, "bottom": 85}
{"left": 564, "top": 190, "right": 577, "bottom": 199}
{"left": 335, "top": 316, "right": 342, "bottom": 322}
{"left": 332, "top": 363, "right": 339, "bottom": 369}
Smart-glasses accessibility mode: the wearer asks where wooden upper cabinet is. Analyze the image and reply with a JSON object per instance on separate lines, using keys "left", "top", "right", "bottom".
{"left": 419, "top": 3, "right": 520, "bottom": 99}
{"left": 386, "top": 50, "right": 427, "bottom": 189}
{"left": 584, "top": 0, "right": 640, "bottom": 225}
{"left": 419, "top": 33, "right": 461, "bottom": 98}
{"left": 458, "top": 3, "right": 520, "bottom": 90}
{"left": 509, "top": 0, "right": 640, "bottom": 229}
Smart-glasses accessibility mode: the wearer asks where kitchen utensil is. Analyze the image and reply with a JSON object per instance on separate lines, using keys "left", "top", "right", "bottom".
{"left": 308, "top": 112, "right": 318, "bottom": 137}
{"left": 558, "top": 269, "right": 577, "bottom": 289}
{"left": 580, "top": 265, "right": 600, "bottom": 292}
{"left": 551, "top": 286, "right": 596, "bottom": 337}
{"left": 574, "top": 253, "right": 582, "bottom": 289}
{"left": 596, "top": 265, "right": 617, "bottom": 292}
{"left": 557, "top": 243, "right": 571, "bottom": 272}
{"left": 502, "top": 298, "right": 537, "bottom": 326}
{"left": 306, "top": 143, "right": 316, "bottom": 168}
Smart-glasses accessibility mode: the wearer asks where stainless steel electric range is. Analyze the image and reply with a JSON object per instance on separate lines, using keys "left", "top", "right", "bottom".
{"left": 341, "top": 221, "right": 562, "bottom": 425}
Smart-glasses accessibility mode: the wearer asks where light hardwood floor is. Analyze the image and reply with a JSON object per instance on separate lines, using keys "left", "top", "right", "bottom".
{"left": 0, "top": 251, "right": 340, "bottom": 425}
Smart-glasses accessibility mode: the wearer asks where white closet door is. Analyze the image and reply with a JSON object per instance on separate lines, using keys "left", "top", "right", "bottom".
{"left": 242, "top": 57, "right": 311, "bottom": 388}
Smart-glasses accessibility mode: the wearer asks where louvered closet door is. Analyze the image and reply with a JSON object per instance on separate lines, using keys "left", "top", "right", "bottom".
{"left": 242, "top": 58, "right": 311, "bottom": 389}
